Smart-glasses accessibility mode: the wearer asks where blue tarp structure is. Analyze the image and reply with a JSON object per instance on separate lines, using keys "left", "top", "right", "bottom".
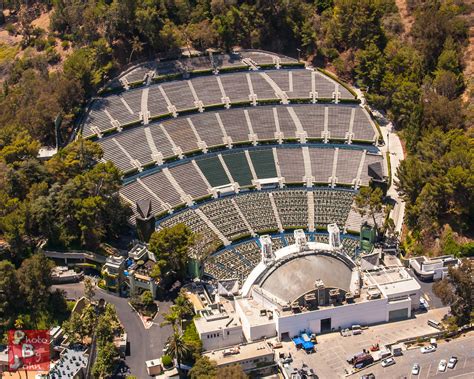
{"left": 302, "top": 340, "right": 314, "bottom": 351}
{"left": 293, "top": 337, "right": 304, "bottom": 347}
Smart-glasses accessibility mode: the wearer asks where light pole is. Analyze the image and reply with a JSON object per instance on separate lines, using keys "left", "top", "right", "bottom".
{"left": 387, "top": 132, "right": 390, "bottom": 152}
{"left": 297, "top": 48, "right": 301, "bottom": 62}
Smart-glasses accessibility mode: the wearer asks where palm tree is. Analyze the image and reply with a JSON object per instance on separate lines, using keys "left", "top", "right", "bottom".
{"left": 165, "top": 331, "right": 190, "bottom": 372}
{"left": 160, "top": 309, "right": 179, "bottom": 330}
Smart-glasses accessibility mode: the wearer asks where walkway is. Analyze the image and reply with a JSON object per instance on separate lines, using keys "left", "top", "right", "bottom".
{"left": 354, "top": 87, "right": 406, "bottom": 234}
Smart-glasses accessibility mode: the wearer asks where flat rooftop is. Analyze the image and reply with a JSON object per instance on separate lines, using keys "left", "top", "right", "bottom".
{"left": 204, "top": 342, "right": 273, "bottom": 366}
{"left": 236, "top": 297, "right": 276, "bottom": 326}
{"left": 195, "top": 300, "right": 241, "bottom": 334}
{"left": 364, "top": 268, "right": 420, "bottom": 297}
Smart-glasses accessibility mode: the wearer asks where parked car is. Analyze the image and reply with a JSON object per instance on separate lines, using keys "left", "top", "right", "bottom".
{"left": 352, "top": 325, "right": 362, "bottom": 335}
{"left": 438, "top": 359, "right": 447, "bottom": 372}
{"left": 412, "top": 363, "right": 420, "bottom": 375}
{"left": 361, "top": 374, "right": 375, "bottom": 379}
{"left": 420, "top": 298, "right": 429, "bottom": 309}
{"left": 420, "top": 345, "right": 436, "bottom": 353}
{"left": 448, "top": 356, "right": 458, "bottom": 369}
{"left": 381, "top": 357, "right": 395, "bottom": 367}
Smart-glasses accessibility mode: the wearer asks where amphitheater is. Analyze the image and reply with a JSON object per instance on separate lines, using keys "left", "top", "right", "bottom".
{"left": 81, "top": 49, "right": 387, "bottom": 283}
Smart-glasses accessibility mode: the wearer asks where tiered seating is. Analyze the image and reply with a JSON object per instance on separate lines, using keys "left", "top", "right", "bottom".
{"left": 218, "top": 109, "right": 250, "bottom": 143}
{"left": 111, "top": 127, "right": 153, "bottom": 166}
{"left": 266, "top": 70, "right": 290, "bottom": 92}
{"left": 292, "top": 105, "right": 325, "bottom": 139}
{"left": 161, "top": 81, "right": 195, "bottom": 110}
{"left": 196, "top": 156, "right": 229, "bottom": 187}
{"left": 275, "top": 107, "right": 298, "bottom": 138}
{"left": 271, "top": 236, "right": 284, "bottom": 251}
{"left": 164, "top": 118, "right": 200, "bottom": 153}
{"left": 251, "top": 74, "right": 276, "bottom": 99}
{"left": 191, "top": 113, "right": 225, "bottom": 147}
{"left": 240, "top": 50, "right": 297, "bottom": 65}
{"left": 341, "top": 238, "right": 359, "bottom": 257}
{"left": 277, "top": 148, "right": 305, "bottom": 183}
{"left": 313, "top": 189, "right": 354, "bottom": 228}
{"left": 234, "top": 193, "right": 279, "bottom": 232}
{"left": 288, "top": 70, "right": 312, "bottom": 98}
{"left": 220, "top": 73, "right": 251, "bottom": 102}
{"left": 120, "top": 180, "right": 166, "bottom": 215}
{"left": 139, "top": 171, "right": 183, "bottom": 207}
{"left": 313, "top": 72, "right": 336, "bottom": 98}
{"left": 159, "top": 209, "right": 216, "bottom": 239}
{"left": 121, "top": 90, "right": 142, "bottom": 114}
{"left": 99, "top": 138, "right": 134, "bottom": 172}
{"left": 285, "top": 234, "right": 295, "bottom": 245}
{"left": 148, "top": 86, "right": 170, "bottom": 117}
{"left": 234, "top": 241, "right": 261, "bottom": 267}
{"left": 169, "top": 162, "right": 210, "bottom": 200}
{"left": 336, "top": 149, "right": 363, "bottom": 185}
{"left": 205, "top": 250, "right": 247, "bottom": 281}
{"left": 200, "top": 198, "right": 251, "bottom": 240}
{"left": 273, "top": 190, "right": 308, "bottom": 229}
{"left": 309, "top": 148, "right": 333, "bottom": 184}
{"left": 148, "top": 124, "right": 175, "bottom": 158}
{"left": 249, "top": 149, "right": 278, "bottom": 178}
{"left": 222, "top": 152, "right": 253, "bottom": 187}
{"left": 328, "top": 105, "right": 351, "bottom": 139}
{"left": 103, "top": 95, "right": 139, "bottom": 126}
{"left": 248, "top": 107, "right": 277, "bottom": 140}
{"left": 192, "top": 76, "right": 223, "bottom": 106}
{"left": 83, "top": 100, "right": 114, "bottom": 137}
{"left": 353, "top": 108, "right": 376, "bottom": 141}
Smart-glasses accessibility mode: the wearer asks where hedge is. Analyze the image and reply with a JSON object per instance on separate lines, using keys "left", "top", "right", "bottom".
{"left": 281, "top": 62, "right": 306, "bottom": 68}
{"left": 316, "top": 67, "right": 358, "bottom": 98}
{"left": 218, "top": 65, "right": 249, "bottom": 73}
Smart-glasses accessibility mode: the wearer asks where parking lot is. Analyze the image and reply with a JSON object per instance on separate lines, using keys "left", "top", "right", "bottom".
{"left": 279, "top": 307, "right": 450, "bottom": 378}
{"left": 352, "top": 333, "right": 474, "bottom": 379}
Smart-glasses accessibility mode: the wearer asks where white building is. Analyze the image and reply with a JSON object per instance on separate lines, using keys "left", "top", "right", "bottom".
{"left": 194, "top": 299, "right": 243, "bottom": 351}
{"left": 409, "top": 255, "right": 459, "bottom": 281}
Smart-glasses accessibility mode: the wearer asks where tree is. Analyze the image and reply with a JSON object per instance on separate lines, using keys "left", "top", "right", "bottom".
{"left": 189, "top": 356, "right": 217, "bottom": 379}
{"left": 140, "top": 290, "right": 154, "bottom": 307}
{"left": 92, "top": 342, "right": 120, "bottom": 379}
{"left": 217, "top": 364, "right": 247, "bottom": 378}
{"left": 165, "top": 331, "right": 190, "bottom": 372}
{"left": 128, "top": 36, "right": 144, "bottom": 63}
{"left": 149, "top": 224, "right": 194, "bottom": 281}
{"left": 17, "top": 253, "right": 54, "bottom": 316}
{"left": 0, "top": 260, "right": 22, "bottom": 329}
{"left": 433, "top": 261, "right": 472, "bottom": 326}
{"left": 84, "top": 277, "right": 96, "bottom": 303}
{"left": 62, "top": 312, "right": 87, "bottom": 345}
{"left": 353, "top": 187, "right": 384, "bottom": 233}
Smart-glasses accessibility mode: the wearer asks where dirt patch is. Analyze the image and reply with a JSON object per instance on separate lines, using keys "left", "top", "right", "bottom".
{"left": 31, "top": 10, "right": 51, "bottom": 31}
{"left": 395, "top": 0, "right": 415, "bottom": 36}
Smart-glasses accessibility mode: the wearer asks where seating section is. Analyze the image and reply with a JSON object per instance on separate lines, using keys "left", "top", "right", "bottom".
{"left": 313, "top": 189, "right": 354, "bottom": 228}
{"left": 200, "top": 198, "right": 251, "bottom": 241}
{"left": 159, "top": 209, "right": 218, "bottom": 244}
{"left": 234, "top": 192, "right": 279, "bottom": 232}
{"left": 203, "top": 234, "right": 358, "bottom": 280}
{"left": 118, "top": 147, "right": 379, "bottom": 212}
{"left": 249, "top": 149, "right": 278, "bottom": 178}
{"left": 82, "top": 51, "right": 388, "bottom": 285}
{"left": 196, "top": 156, "right": 230, "bottom": 187}
{"left": 83, "top": 67, "right": 361, "bottom": 138}
{"left": 222, "top": 152, "right": 253, "bottom": 187}
{"left": 273, "top": 190, "right": 308, "bottom": 229}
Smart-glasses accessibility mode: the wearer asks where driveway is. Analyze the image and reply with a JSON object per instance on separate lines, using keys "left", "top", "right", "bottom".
{"left": 53, "top": 282, "right": 173, "bottom": 378}
{"left": 406, "top": 268, "right": 445, "bottom": 309}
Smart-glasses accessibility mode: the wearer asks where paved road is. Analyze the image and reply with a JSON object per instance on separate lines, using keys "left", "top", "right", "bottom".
{"left": 53, "top": 282, "right": 173, "bottom": 378}
{"left": 351, "top": 333, "right": 474, "bottom": 379}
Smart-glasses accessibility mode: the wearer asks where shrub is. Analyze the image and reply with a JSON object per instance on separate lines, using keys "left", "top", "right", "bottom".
{"left": 161, "top": 354, "right": 173, "bottom": 367}
{"left": 61, "top": 40, "right": 70, "bottom": 50}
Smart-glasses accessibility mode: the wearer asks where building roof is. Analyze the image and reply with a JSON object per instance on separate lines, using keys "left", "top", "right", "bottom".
{"left": 364, "top": 268, "right": 420, "bottom": 297}
{"left": 260, "top": 254, "right": 353, "bottom": 303}
{"left": 204, "top": 342, "right": 273, "bottom": 366}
